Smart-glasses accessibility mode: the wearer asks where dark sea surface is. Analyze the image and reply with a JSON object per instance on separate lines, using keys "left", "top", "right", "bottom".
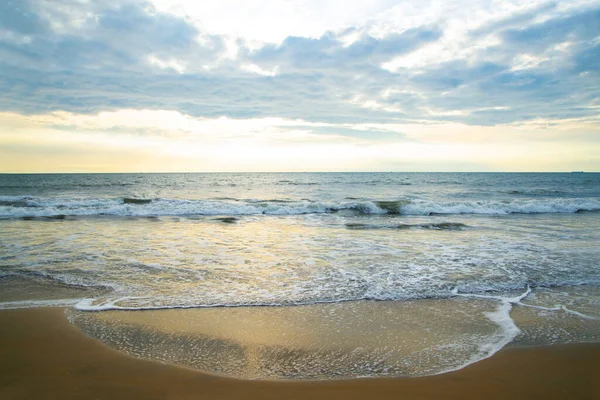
{"left": 1, "top": 172, "right": 599, "bottom": 379}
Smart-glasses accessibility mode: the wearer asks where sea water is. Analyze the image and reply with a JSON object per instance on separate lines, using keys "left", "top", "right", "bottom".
{"left": 1, "top": 172, "right": 599, "bottom": 379}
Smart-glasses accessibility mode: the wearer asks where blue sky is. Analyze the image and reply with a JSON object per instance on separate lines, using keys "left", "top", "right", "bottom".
{"left": 1, "top": 0, "right": 599, "bottom": 172}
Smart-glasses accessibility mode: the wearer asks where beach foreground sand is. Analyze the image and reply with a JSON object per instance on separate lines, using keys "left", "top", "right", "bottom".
{"left": 0, "top": 308, "right": 598, "bottom": 400}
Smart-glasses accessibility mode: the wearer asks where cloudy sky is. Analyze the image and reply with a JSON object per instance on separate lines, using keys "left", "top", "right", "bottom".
{"left": 1, "top": 0, "right": 599, "bottom": 172}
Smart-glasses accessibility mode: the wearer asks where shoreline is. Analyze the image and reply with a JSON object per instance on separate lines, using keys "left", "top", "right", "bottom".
{"left": 1, "top": 308, "right": 598, "bottom": 399}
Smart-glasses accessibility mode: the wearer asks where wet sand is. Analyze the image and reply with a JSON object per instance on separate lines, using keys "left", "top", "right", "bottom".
{"left": 0, "top": 308, "right": 599, "bottom": 400}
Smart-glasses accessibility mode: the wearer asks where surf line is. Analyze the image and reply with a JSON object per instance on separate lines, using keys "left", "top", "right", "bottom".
{"left": 448, "top": 284, "right": 597, "bottom": 374}
{"left": 434, "top": 286, "right": 533, "bottom": 375}
{"left": 0, "top": 298, "right": 87, "bottom": 310}
{"left": 516, "top": 302, "right": 599, "bottom": 320}
{"left": 453, "top": 285, "right": 598, "bottom": 320}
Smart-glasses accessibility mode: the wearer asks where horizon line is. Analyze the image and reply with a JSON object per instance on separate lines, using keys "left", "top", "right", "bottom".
{"left": 0, "top": 171, "right": 597, "bottom": 175}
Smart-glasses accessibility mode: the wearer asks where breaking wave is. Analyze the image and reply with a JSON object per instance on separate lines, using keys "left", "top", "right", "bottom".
{"left": 0, "top": 196, "right": 599, "bottom": 219}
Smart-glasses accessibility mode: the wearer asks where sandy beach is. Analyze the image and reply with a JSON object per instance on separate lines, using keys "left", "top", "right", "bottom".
{"left": 2, "top": 0, "right": 600, "bottom": 396}
{"left": 0, "top": 307, "right": 598, "bottom": 400}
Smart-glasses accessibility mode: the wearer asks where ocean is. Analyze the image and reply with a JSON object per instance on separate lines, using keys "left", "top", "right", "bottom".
{"left": 1, "top": 172, "right": 599, "bottom": 379}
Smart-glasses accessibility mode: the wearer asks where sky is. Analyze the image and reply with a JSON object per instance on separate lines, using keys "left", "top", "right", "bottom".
{"left": 0, "top": 0, "right": 599, "bottom": 172}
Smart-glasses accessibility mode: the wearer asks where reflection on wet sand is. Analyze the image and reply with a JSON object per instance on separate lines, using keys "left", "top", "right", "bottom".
{"left": 69, "top": 289, "right": 600, "bottom": 380}
{"left": 70, "top": 299, "right": 508, "bottom": 380}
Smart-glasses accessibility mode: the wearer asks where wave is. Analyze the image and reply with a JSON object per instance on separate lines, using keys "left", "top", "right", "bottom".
{"left": 398, "top": 198, "right": 600, "bottom": 215}
{"left": 504, "top": 189, "right": 568, "bottom": 196}
{"left": 276, "top": 180, "right": 411, "bottom": 186}
{"left": 1, "top": 196, "right": 599, "bottom": 218}
{"left": 0, "top": 182, "right": 135, "bottom": 189}
{"left": 345, "top": 222, "right": 468, "bottom": 230}
{"left": 123, "top": 197, "right": 152, "bottom": 204}
{"left": 2, "top": 266, "right": 598, "bottom": 315}
{"left": 276, "top": 180, "right": 319, "bottom": 186}
{"left": 70, "top": 280, "right": 600, "bottom": 312}
{"left": 0, "top": 270, "right": 116, "bottom": 292}
{"left": 0, "top": 199, "right": 30, "bottom": 207}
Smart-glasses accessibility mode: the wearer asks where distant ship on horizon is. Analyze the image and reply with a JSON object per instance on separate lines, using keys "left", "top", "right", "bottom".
{"left": 571, "top": 171, "right": 585, "bottom": 173}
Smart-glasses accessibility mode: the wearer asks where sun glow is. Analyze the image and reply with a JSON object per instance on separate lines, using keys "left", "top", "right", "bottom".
{"left": 1, "top": 108, "right": 599, "bottom": 173}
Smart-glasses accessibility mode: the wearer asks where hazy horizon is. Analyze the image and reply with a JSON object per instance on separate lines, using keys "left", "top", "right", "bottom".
{"left": 0, "top": 171, "right": 598, "bottom": 175}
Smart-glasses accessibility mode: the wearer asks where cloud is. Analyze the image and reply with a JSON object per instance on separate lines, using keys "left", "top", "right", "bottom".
{"left": 0, "top": 0, "right": 598, "bottom": 133}
{"left": 501, "top": 8, "right": 600, "bottom": 52}
{"left": 249, "top": 26, "right": 442, "bottom": 71}
{"left": 2, "top": 108, "right": 599, "bottom": 173}
{"left": 148, "top": 0, "right": 399, "bottom": 43}
{"left": 0, "top": 1, "right": 47, "bottom": 35}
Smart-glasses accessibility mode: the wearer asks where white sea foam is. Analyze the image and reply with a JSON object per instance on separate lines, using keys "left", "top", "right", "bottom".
{"left": 0, "top": 298, "right": 89, "bottom": 310}
{"left": 74, "top": 297, "right": 148, "bottom": 311}
{"left": 518, "top": 299, "right": 600, "bottom": 320}
{"left": 71, "top": 281, "right": 600, "bottom": 312}
{"left": 400, "top": 198, "right": 600, "bottom": 215}
{"left": 559, "top": 306, "right": 600, "bottom": 320}
{"left": 1, "top": 196, "right": 599, "bottom": 218}
{"left": 439, "top": 286, "right": 532, "bottom": 374}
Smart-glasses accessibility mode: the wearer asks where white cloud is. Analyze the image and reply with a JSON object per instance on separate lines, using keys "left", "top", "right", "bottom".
{"left": 349, "top": 95, "right": 405, "bottom": 114}
{"left": 5, "top": 108, "right": 598, "bottom": 145}
{"left": 148, "top": 0, "right": 396, "bottom": 43}
{"left": 147, "top": 55, "right": 187, "bottom": 73}
{"left": 241, "top": 63, "right": 279, "bottom": 76}
{"left": 4, "top": 110, "right": 344, "bottom": 143}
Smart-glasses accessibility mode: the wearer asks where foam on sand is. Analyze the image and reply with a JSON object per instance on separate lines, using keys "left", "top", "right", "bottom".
{"left": 68, "top": 286, "right": 600, "bottom": 382}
